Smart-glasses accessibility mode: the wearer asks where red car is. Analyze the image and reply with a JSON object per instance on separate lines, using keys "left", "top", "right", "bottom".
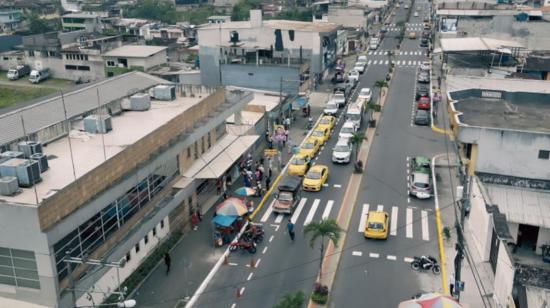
{"left": 417, "top": 96, "right": 431, "bottom": 110}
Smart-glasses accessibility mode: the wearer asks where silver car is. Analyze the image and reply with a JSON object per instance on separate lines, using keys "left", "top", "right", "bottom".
{"left": 409, "top": 172, "right": 432, "bottom": 199}
{"left": 332, "top": 140, "right": 352, "bottom": 164}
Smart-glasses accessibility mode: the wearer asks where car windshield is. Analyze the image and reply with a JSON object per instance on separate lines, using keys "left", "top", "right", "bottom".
{"left": 320, "top": 118, "right": 331, "bottom": 124}
{"left": 312, "top": 130, "right": 325, "bottom": 137}
{"left": 334, "top": 145, "right": 349, "bottom": 152}
{"left": 279, "top": 192, "right": 293, "bottom": 201}
{"left": 341, "top": 127, "right": 354, "bottom": 134}
{"left": 291, "top": 157, "right": 306, "bottom": 165}
{"left": 360, "top": 89, "right": 371, "bottom": 96}
{"left": 414, "top": 182, "right": 429, "bottom": 188}
{"left": 326, "top": 103, "right": 337, "bottom": 109}
{"left": 8, "top": 69, "right": 16, "bottom": 74}
{"left": 368, "top": 222, "right": 384, "bottom": 229}
{"left": 334, "top": 94, "right": 345, "bottom": 100}
{"left": 302, "top": 142, "right": 315, "bottom": 149}
{"left": 306, "top": 171, "right": 322, "bottom": 179}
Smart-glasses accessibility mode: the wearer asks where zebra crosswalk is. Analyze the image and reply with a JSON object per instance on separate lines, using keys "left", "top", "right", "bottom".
{"left": 259, "top": 198, "right": 432, "bottom": 241}
{"left": 366, "top": 60, "right": 423, "bottom": 66}
{"left": 367, "top": 50, "right": 426, "bottom": 56}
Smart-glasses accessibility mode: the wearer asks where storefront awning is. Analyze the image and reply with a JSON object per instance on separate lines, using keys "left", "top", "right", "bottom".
{"left": 183, "top": 133, "right": 238, "bottom": 178}
{"left": 194, "top": 135, "right": 259, "bottom": 179}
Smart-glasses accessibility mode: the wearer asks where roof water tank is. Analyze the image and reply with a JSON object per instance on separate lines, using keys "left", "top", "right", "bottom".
{"left": 17, "top": 141, "right": 43, "bottom": 158}
{"left": 30, "top": 153, "right": 49, "bottom": 173}
{"left": 130, "top": 93, "right": 151, "bottom": 111}
{"left": 0, "top": 176, "right": 18, "bottom": 196}
{"left": 153, "top": 85, "right": 176, "bottom": 101}
{"left": 16, "top": 159, "right": 41, "bottom": 187}
{"left": 84, "top": 115, "right": 112, "bottom": 134}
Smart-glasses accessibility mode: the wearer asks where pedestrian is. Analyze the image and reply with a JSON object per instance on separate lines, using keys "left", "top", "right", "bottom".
{"left": 164, "top": 252, "right": 171, "bottom": 274}
{"left": 268, "top": 167, "right": 273, "bottom": 179}
{"left": 284, "top": 117, "right": 290, "bottom": 130}
{"left": 282, "top": 134, "right": 286, "bottom": 147}
{"left": 277, "top": 154, "right": 282, "bottom": 170}
{"left": 268, "top": 134, "right": 273, "bottom": 149}
{"left": 265, "top": 176, "right": 271, "bottom": 191}
{"left": 259, "top": 157, "right": 264, "bottom": 166}
{"left": 247, "top": 200, "right": 254, "bottom": 214}
{"left": 287, "top": 219, "right": 295, "bottom": 241}
{"left": 265, "top": 130, "right": 270, "bottom": 142}
{"left": 287, "top": 138, "right": 293, "bottom": 154}
{"left": 226, "top": 174, "right": 232, "bottom": 187}
{"left": 223, "top": 191, "right": 228, "bottom": 200}
{"left": 216, "top": 179, "right": 222, "bottom": 195}
{"left": 449, "top": 273, "right": 455, "bottom": 296}
{"left": 222, "top": 177, "right": 227, "bottom": 193}
{"left": 307, "top": 104, "right": 311, "bottom": 117}
{"left": 191, "top": 211, "right": 199, "bottom": 230}
{"left": 256, "top": 182, "right": 262, "bottom": 197}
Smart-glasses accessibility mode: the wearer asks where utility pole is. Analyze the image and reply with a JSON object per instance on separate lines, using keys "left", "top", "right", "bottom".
{"left": 453, "top": 166, "right": 470, "bottom": 301}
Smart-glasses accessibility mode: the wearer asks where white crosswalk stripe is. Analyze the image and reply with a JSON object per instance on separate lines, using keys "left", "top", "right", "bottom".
{"left": 408, "top": 60, "right": 412, "bottom": 65}
{"left": 304, "top": 199, "right": 320, "bottom": 226}
{"left": 260, "top": 199, "right": 275, "bottom": 222}
{"left": 275, "top": 214, "right": 284, "bottom": 223}
{"left": 421, "top": 210, "right": 430, "bottom": 241}
{"left": 406, "top": 208, "right": 413, "bottom": 238}
{"left": 396, "top": 60, "right": 401, "bottom": 65}
{"left": 384, "top": 51, "right": 388, "bottom": 55}
{"left": 384, "top": 60, "right": 389, "bottom": 65}
{"left": 390, "top": 206, "right": 398, "bottom": 236}
{"left": 377, "top": 204, "right": 384, "bottom": 211}
{"left": 290, "top": 198, "right": 308, "bottom": 224}
{"left": 367, "top": 60, "right": 372, "bottom": 65}
{"left": 373, "top": 60, "right": 378, "bottom": 65}
{"left": 358, "top": 203, "right": 370, "bottom": 232}
{"left": 322, "top": 200, "right": 333, "bottom": 219}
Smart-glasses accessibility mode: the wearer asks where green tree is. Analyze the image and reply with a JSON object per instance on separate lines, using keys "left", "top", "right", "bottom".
{"left": 273, "top": 291, "right": 305, "bottom": 308}
{"left": 26, "top": 12, "right": 53, "bottom": 34}
{"left": 350, "top": 132, "right": 367, "bottom": 160}
{"left": 231, "top": 0, "right": 261, "bottom": 21}
{"left": 179, "top": 6, "right": 219, "bottom": 25}
{"left": 126, "top": 0, "right": 178, "bottom": 24}
{"left": 274, "top": 9, "right": 313, "bottom": 21}
{"left": 304, "top": 219, "right": 342, "bottom": 278}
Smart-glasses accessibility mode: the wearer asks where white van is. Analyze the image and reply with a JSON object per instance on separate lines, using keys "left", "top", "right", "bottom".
{"left": 346, "top": 104, "right": 363, "bottom": 128}
{"left": 369, "top": 38, "right": 379, "bottom": 50}
{"left": 29, "top": 68, "right": 50, "bottom": 84}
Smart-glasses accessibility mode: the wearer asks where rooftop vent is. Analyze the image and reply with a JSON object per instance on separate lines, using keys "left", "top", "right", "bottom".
{"left": 0, "top": 176, "right": 19, "bottom": 196}
{"left": 129, "top": 93, "right": 151, "bottom": 111}
{"left": 17, "top": 141, "right": 43, "bottom": 158}
{"left": 153, "top": 85, "right": 176, "bottom": 101}
{"left": 84, "top": 115, "right": 112, "bottom": 134}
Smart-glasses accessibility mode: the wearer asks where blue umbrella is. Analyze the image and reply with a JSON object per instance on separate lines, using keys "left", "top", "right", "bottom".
{"left": 212, "top": 215, "right": 238, "bottom": 227}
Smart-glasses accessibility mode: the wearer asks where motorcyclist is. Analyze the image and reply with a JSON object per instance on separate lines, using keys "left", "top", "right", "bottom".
{"left": 307, "top": 116, "right": 313, "bottom": 129}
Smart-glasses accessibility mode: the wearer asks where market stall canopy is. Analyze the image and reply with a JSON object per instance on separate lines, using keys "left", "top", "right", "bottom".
{"left": 398, "top": 293, "right": 462, "bottom": 308}
{"left": 212, "top": 215, "right": 238, "bottom": 227}
{"left": 216, "top": 197, "right": 248, "bottom": 216}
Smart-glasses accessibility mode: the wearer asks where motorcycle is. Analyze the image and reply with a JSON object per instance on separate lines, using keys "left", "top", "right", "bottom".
{"left": 229, "top": 239, "right": 257, "bottom": 254}
{"left": 411, "top": 255, "right": 440, "bottom": 274}
{"left": 242, "top": 225, "right": 265, "bottom": 244}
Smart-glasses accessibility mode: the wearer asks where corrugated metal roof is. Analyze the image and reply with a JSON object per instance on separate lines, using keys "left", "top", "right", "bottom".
{"left": 440, "top": 37, "right": 523, "bottom": 52}
{"left": 0, "top": 71, "right": 170, "bottom": 146}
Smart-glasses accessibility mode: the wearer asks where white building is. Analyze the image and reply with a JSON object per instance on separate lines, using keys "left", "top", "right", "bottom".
{"left": 102, "top": 45, "right": 168, "bottom": 77}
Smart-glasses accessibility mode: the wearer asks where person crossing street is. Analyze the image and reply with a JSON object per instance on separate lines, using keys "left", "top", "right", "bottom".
{"left": 287, "top": 219, "right": 295, "bottom": 241}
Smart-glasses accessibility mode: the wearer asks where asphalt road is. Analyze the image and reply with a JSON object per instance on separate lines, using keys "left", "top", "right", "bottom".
{"left": 329, "top": 1, "right": 450, "bottom": 307}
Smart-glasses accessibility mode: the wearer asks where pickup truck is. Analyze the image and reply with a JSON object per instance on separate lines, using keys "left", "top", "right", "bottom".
{"left": 7, "top": 65, "right": 30, "bottom": 80}
{"left": 272, "top": 176, "right": 302, "bottom": 214}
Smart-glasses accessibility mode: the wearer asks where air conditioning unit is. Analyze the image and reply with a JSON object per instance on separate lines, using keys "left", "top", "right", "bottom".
{"left": 17, "top": 141, "right": 43, "bottom": 158}
{"left": 153, "top": 85, "right": 176, "bottom": 101}
{"left": 30, "top": 153, "right": 49, "bottom": 173}
{"left": 0, "top": 151, "right": 24, "bottom": 159}
{"left": 129, "top": 93, "right": 151, "bottom": 111}
{"left": 0, "top": 158, "right": 25, "bottom": 177}
{"left": 84, "top": 115, "right": 112, "bottom": 134}
{"left": 0, "top": 176, "right": 18, "bottom": 196}
{"left": 16, "top": 159, "right": 41, "bottom": 187}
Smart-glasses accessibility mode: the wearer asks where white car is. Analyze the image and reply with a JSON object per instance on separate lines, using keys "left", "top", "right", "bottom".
{"left": 414, "top": 12, "right": 419, "bottom": 17}
{"left": 357, "top": 55, "right": 368, "bottom": 63}
{"left": 358, "top": 88, "right": 372, "bottom": 102}
{"left": 348, "top": 70, "right": 360, "bottom": 82}
{"left": 420, "top": 61, "right": 430, "bottom": 71}
{"left": 331, "top": 93, "right": 346, "bottom": 108}
{"left": 339, "top": 121, "right": 358, "bottom": 141}
{"left": 332, "top": 140, "right": 353, "bottom": 164}
{"left": 354, "top": 62, "right": 366, "bottom": 73}
{"left": 324, "top": 101, "right": 338, "bottom": 116}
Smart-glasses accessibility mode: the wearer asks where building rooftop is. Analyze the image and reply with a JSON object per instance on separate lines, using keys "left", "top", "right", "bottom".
{"left": 439, "top": 37, "right": 523, "bottom": 52}
{"left": 1, "top": 92, "right": 202, "bottom": 206}
{"left": 447, "top": 75, "right": 550, "bottom": 95}
{"left": 199, "top": 19, "right": 339, "bottom": 33}
{"left": 453, "top": 97, "right": 550, "bottom": 132}
{"left": 62, "top": 12, "right": 99, "bottom": 19}
{"left": 102, "top": 45, "right": 167, "bottom": 58}
{"left": 485, "top": 183, "right": 550, "bottom": 228}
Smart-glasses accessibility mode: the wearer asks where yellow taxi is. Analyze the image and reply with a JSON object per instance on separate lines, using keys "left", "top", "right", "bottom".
{"left": 287, "top": 154, "right": 311, "bottom": 176}
{"left": 364, "top": 211, "right": 389, "bottom": 239}
{"left": 302, "top": 165, "right": 329, "bottom": 192}
{"left": 299, "top": 138, "right": 320, "bottom": 160}
{"left": 310, "top": 127, "right": 330, "bottom": 146}
{"left": 317, "top": 115, "right": 336, "bottom": 132}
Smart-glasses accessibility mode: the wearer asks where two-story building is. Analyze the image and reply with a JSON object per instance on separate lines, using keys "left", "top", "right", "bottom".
{"left": 102, "top": 45, "right": 168, "bottom": 77}
{"left": 0, "top": 71, "right": 259, "bottom": 308}
{"left": 197, "top": 9, "right": 340, "bottom": 93}
{"left": 0, "top": 10, "right": 22, "bottom": 33}
{"left": 61, "top": 12, "right": 102, "bottom": 33}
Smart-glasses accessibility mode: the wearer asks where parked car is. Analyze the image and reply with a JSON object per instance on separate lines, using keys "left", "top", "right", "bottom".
{"left": 324, "top": 101, "right": 338, "bottom": 116}
{"left": 416, "top": 86, "right": 429, "bottom": 100}
{"left": 411, "top": 156, "right": 431, "bottom": 174}
{"left": 348, "top": 70, "right": 360, "bottom": 83}
{"left": 420, "top": 61, "right": 430, "bottom": 72}
{"left": 357, "top": 55, "right": 368, "bottom": 63}
{"left": 404, "top": 4, "right": 410, "bottom": 8}
{"left": 330, "top": 92, "right": 347, "bottom": 108}
{"left": 331, "top": 71, "right": 345, "bottom": 84}
{"left": 422, "top": 30, "right": 431, "bottom": 39}
{"left": 409, "top": 172, "right": 432, "bottom": 199}
{"left": 420, "top": 38, "right": 429, "bottom": 47}
{"left": 310, "top": 127, "right": 331, "bottom": 145}
{"left": 317, "top": 115, "right": 336, "bottom": 131}
{"left": 423, "top": 17, "right": 430, "bottom": 23}
{"left": 7, "top": 65, "right": 30, "bottom": 80}
{"left": 354, "top": 62, "right": 366, "bottom": 74}
{"left": 334, "top": 83, "right": 352, "bottom": 98}
{"left": 339, "top": 120, "right": 358, "bottom": 141}
{"left": 417, "top": 71, "right": 430, "bottom": 83}
{"left": 417, "top": 96, "right": 430, "bottom": 110}
{"left": 358, "top": 88, "right": 372, "bottom": 102}
{"left": 408, "top": 32, "right": 417, "bottom": 39}
{"left": 332, "top": 139, "right": 352, "bottom": 164}
{"left": 347, "top": 77, "right": 358, "bottom": 89}
{"left": 414, "top": 110, "right": 430, "bottom": 126}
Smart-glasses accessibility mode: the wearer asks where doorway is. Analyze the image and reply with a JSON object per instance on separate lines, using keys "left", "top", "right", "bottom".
{"left": 517, "top": 224, "right": 539, "bottom": 251}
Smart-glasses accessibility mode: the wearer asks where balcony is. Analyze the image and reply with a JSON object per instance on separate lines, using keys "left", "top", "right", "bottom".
{"left": 222, "top": 54, "right": 310, "bottom": 72}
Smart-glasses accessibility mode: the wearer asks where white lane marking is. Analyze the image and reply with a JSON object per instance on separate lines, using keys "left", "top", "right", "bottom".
{"left": 397, "top": 60, "right": 401, "bottom": 65}
{"left": 333, "top": 184, "right": 342, "bottom": 188}
{"left": 369, "top": 253, "right": 380, "bottom": 258}
{"left": 421, "top": 210, "right": 430, "bottom": 241}
{"left": 390, "top": 206, "right": 398, "bottom": 236}
{"left": 247, "top": 272, "right": 253, "bottom": 281}
{"left": 240, "top": 287, "right": 245, "bottom": 295}
{"left": 304, "top": 199, "right": 320, "bottom": 226}
{"left": 255, "top": 258, "right": 261, "bottom": 267}
{"left": 373, "top": 60, "right": 378, "bottom": 65}
{"left": 385, "top": 60, "right": 389, "bottom": 65}
{"left": 387, "top": 255, "right": 397, "bottom": 261}
{"left": 274, "top": 214, "right": 284, "bottom": 223}
{"left": 408, "top": 60, "right": 412, "bottom": 65}
{"left": 270, "top": 224, "right": 280, "bottom": 231}
{"left": 260, "top": 199, "right": 275, "bottom": 222}
{"left": 368, "top": 51, "right": 373, "bottom": 55}
{"left": 377, "top": 204, "right": 384, "bottom": 211}
{"left": 404, "top": 257, "right": 414, "bottom": 263}
{"left": 407, "top": 197, "right": 411, "bottom": 203}
{"left": 352, "top": 251, "right": 363, "bottom": 256}
{"left": 231, "top": 303, "right": 236, "bottom": 308}
{"left": 322, "top": 200, "right": 333, "bottom": 219}
{"left": 269, "top": 235, "right": 274, "bottom": 242}
{"left": 322, "top": 183, "right": 329, "bottom": 187}
{"left": 262, "top": 246, "right": 268, "bottom": 254}
{"left": 358, "top": 203, "right": 370, "bottom": 232}
{"left": 291, "top": 197, "right": 308, "bottom": 224}
{"left": 406, "top": 208, "right": 413, "bottom": 238}
{"left": 384, "top": 51, "right": 388, "bottom": 55}
{"left": 406, "top": 156, "right": 410, "bottom": 162}
{"left": 367, "top": 60, "right": 372, "bottom": 65}
{"left": 228, "top": 263, "right": 238, "bottom": 266}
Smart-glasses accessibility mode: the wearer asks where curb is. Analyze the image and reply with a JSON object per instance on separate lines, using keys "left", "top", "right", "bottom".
{"left": 432, "top": 154, "right": 449, "bottom": 295}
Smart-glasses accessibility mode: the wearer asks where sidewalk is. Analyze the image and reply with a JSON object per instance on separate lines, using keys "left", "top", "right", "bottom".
{"left": 132, "top": 93, "right": 328, "bottom": 308}
{"left": 434, "top": 154, "right": 494, "bottom": 308}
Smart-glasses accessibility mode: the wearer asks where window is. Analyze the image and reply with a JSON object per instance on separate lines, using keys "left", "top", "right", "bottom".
{"left": 201, "top": 137, "right": 205, "bottom": 154}
{"left": 126, "top": 252, "right": 131, "bottom": 262}
{"left": 106, "top": 60, "right": 115, "bottom": 67}
{"left": 144, "top": 234, "right": 149, "bottom": 245}
{"left": 194, "top": 141, "right": 198, "bottom": 159}
{"left": 160, "top": 219, "right": 165, "bottom": 229}
{"left": 187, "top": 147, "right": 191, "bottom": 158}
{"left": 0, "top": 247, "right": 40, "bottom": 289}
{"left": 77, "top": 65, "right": 90, "bottom": 71}
{"left": 152, "top": 226, "right": 157, "bottom": 236}
{"left": 28, "top": 51, "right": 34, "bottom": 57}
{"left": 65, "top": 65, "right": 77, "bottom": 70}
{"left": 207, "top": 132, "right": 212, "bottom": 149}
{"left": 135, "top": 243, "right": 140, "bottom": 254}
{"left": 539, "top": 150, "right": 550, "bottom": 160}
{"left": 3, "top": 57, "right": 8, "bottom": 61}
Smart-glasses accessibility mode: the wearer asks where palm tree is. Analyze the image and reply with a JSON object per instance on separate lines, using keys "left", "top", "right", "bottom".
{"left": 304, "top": 219, "right": 342, "bottom": 279}
{"left": 273, "top": 291, "right": 305, "bottom": 308}
{"left": 350, "top": 132, "right": 367, "bottom": 160}
{"left": 374, "top": 80, "right": 388, "bottom": 105}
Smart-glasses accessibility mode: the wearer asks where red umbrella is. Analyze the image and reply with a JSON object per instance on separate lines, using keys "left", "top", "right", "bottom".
{"left": 398, "top": 293, "right": 463, "bottom": 308}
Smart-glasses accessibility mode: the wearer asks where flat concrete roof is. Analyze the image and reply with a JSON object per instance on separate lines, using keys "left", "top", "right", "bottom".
{"left": 447, "top": 75, "right": 550, "bottom": 95}
{"left": 199, "top": 20, "right": 339, "bottom": 33}
{"left": 453, "top": 98, "right": 550, "bottom": 133}
{"left": 62, "top": 12, "right": 99, "bottom": 19}
{"left": 102, "top": 45, "right": 167, "bottom": 58}
{"left": 1, "top": 95, "right": 202, "bottom": 206}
